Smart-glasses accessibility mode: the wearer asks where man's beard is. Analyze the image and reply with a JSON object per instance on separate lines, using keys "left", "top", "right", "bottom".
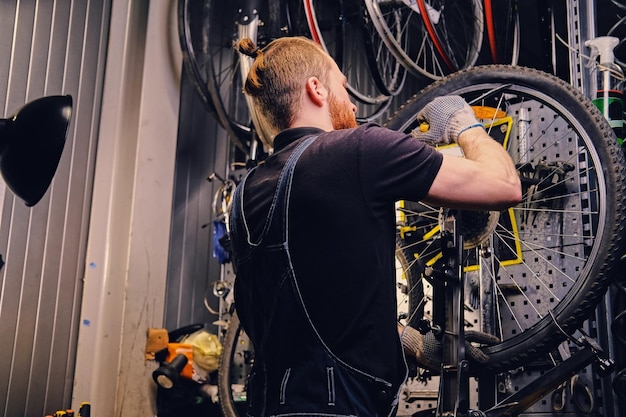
{"left": 329, "top": 93, "right": 358, "bottom": 130}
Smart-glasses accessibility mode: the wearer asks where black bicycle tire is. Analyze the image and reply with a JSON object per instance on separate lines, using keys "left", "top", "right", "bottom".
{"left": 386, "top": 65, "right": 626, "bottom": 372}
{"left": 180, "top": 0, "right": 254, "bottom": 154}
{"left": 218, "top": 311, "right": 248, "bottom": 417}
{"left": 177, "top": 0, "right": 218, "bottom": 118}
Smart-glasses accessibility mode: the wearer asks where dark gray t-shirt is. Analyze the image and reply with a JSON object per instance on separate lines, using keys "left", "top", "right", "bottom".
{"left": 238, "top": 123, "right": 443, "bottom": 385}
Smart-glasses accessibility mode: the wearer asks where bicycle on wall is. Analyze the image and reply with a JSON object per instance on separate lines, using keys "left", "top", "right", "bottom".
{"left": 178, "top": 0, "right": 412, "bottom": 157}
{"left": 363, "top": 0, "right": 522, "bottom": 81}
{"left": 178, "top": 0, "right": 536, "bottom": 170}
{"left": 179, "top": 0, "right": 524, "bottom": 156}
{"left": 213, "top": 64, "right": 626, "bottom": 416}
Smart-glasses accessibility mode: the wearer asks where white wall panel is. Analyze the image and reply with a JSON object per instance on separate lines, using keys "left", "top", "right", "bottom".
{"left": 72, "top": 0, "right": 182, "bottom": 416}
{"left": 0, "top": 1, "right": 111, "bottom": 416}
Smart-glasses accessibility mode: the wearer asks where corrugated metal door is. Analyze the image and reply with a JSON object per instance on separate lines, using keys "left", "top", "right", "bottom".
{"left": 0, "top": 1, "right": 110, "bottom": 416}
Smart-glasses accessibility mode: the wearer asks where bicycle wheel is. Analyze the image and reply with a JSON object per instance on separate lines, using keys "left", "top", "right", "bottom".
{"left": 387, "top": 65, "right": 626, "bottom": 372}
{"left": 364, "top": 0, "right": 484, "bottom": 80}
{"left": 178, "top": 0, "right": 254, "bottom": 153}
{"left": 359, "top": 1, "right": 407, "bottom": 97}
{"left": 218, "top": 312, "right": 253, "bottom": 417}
{"left": 483, "top": 0, "right": 520, "bottom": 65}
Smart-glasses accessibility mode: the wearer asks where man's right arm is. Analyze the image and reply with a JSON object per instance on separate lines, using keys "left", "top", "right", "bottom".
{"left": 423, "top": 126, "right": 521, "bottom": 211}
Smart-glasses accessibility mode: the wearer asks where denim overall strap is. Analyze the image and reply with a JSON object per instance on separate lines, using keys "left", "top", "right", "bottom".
{"left": 231, "top": 135, "right": 318, "bottom": 249}
{"left": 266, "top": 134, "right": 318, "bottom": 244}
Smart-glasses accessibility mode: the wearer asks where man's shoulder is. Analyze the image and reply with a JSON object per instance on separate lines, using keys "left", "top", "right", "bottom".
{"left": 310, "top": 124, "right": 425, "bottom": 163}
{"left": 319, "top": 123, "right": 402, "bottom": 144}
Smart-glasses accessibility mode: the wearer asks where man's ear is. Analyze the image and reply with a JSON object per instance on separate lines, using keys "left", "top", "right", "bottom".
{"left": 305, "top": 76, "right": 327, "bottom": 107}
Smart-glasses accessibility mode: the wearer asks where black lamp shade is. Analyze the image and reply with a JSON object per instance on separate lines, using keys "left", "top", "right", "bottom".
{"left": 0, "top": 95, "right": 72, "bottom": 206}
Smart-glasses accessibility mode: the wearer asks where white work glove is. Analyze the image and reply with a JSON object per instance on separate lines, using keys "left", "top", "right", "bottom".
{"left": 411, "top": 95, "right": 483, "bottom": 144}
{"left": 402, "top": 325, "right": 499, "bottom": 371}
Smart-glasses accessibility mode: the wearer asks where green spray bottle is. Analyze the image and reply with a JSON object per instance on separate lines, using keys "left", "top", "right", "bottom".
{"left": 585, "top": 36, "right": 625, "bottom": 145}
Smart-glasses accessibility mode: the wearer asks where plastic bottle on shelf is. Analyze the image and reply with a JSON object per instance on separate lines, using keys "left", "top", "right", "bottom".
{"left": 585, "top": 36, "right": 625, "bottom": 146}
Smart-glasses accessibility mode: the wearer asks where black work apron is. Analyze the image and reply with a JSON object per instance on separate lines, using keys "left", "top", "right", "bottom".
{"left": 230, "top": 135, "right": 400, "bottom": 417}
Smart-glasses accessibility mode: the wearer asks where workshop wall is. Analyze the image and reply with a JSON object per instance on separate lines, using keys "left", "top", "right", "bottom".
{"left": 0, "top": 1, "right": 110, "bottom": 416}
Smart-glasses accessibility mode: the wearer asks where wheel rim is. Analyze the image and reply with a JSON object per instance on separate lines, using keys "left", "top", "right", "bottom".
{"left": 364, "top": 0, "right": 484, "bottom": 80}
{"left": 391, "top": 72, "right": 622, "bottom": 370}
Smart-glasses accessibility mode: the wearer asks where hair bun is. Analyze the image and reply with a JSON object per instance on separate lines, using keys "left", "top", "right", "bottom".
{"left": 237, "top": 38, "right": 261, "bottom": 58}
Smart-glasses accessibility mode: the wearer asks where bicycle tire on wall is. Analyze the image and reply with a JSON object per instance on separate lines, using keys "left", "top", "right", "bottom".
{"left": 387, "top": 65, "right": 626, "bottom": 372}
{"left": 364, "top": 0, "right": 484, "bottom": 80}
{"left": 179, "top": 0, "right": 255, "bottom": 154}
{"left": 191, "top": 0, "right": 316, "bottom": 153}
{"left": 218, "top": 312, "right": 250, "bottom": 417}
